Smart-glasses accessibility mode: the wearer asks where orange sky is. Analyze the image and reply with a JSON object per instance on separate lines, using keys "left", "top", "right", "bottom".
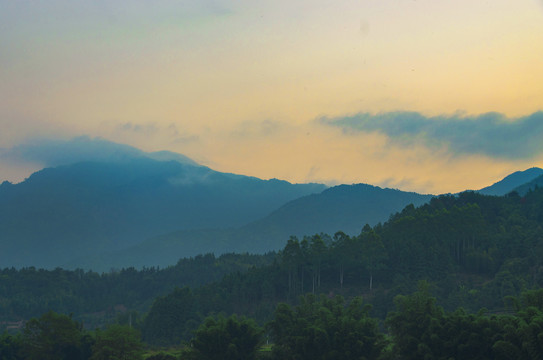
{"left": 1, "top": 0, "right": 542, "bottom": 194}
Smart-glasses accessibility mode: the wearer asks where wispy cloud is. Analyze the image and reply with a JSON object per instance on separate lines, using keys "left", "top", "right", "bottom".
{"left": 1, "top": 136, "right": 201, "bottom": 171}
{"left": 1, "top": 136, "right": 145, "bottom": 167}
{"left": 229, "top": 119, "right": 286, "bottom": 139}
{"left": 319, "top": 111, "right": 543, "bottom": 160}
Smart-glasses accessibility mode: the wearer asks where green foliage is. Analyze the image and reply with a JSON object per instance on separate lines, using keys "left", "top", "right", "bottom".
{"left": 385, "top": 283, "right": 535, "bottom": 360}
{"left": 190, "top": 314, "right": 264, "bottom": 360}
{"left": 269, "top": 294, "right": 385, "bottom": 359}
{"left": 6, "top": 186, "right": 543, "bottom": 355}
{"left": 91, "top": 324, "right": 143, "bottom": 360}
{"left": 0, "top": 332, "right": 23, "bottom": 360}
{"left": 359, "top": 226, "right": 387, "bottom": 290}
{"left": 21, "top": 310, "right": 87, "bottom": 360}
{"left": 143, "top": 287, "right": 199, "bottom": 346}
{"left": 144, "top": 351, "right": 178, "bottom": 360}
{"left": 385, "top": 281, "right": 443, "bottom": 359}
{"left": 0, "top": 252, "right": 276, "bottom": 328}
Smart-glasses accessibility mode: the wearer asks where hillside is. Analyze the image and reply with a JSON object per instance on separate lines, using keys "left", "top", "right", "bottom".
{"left": 513, "top": 173, "right": 543, "bottom": 195}
{"left": 71, "top": 168, "right": 543, "bottom": 271}
{"left": 4, "top": 187, "right": 543, "bottom": 348}
{"left": 2, "top": 137, "right": 540, "bottom": 271}
{"left": 242, "top": 183, "right": 434, "bottom": 238}
{"left": 139, "top": 186, "right": 543, "bottom": 345}
{"left": 477, "top": 167, "right": 543, "bottom": 195}
{"left": 76, "top": 183, "right": 433, "bottom": 270}
{"left": 0, "top": 158, "right": 325, "bottom": 269}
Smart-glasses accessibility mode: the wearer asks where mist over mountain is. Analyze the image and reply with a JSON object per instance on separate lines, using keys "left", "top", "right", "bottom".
{"left": 2, "top": 136, "right": 199, "bottom": 169}
{"left": 0, "top": 157, "right": 324, "bottom": 269}
{"left": 72, "top": 168, "right": 543, "bottom": 271}
{"left": 1, "top": 137, "right": 541, "bottom": 271}
{"left": 73, "top": 184, "right": 434, "bottom": 270}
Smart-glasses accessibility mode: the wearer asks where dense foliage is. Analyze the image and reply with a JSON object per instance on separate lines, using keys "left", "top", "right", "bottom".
{"left": 2, "top": 187, "right": 543, "bottom": 358}
{"left": 0, "top": 312, "right": 141, "bottom": 360}
{"left": 91, "top": 324, "right": 143, "bottom": 360}
{"left": 385, "top": 283, "right": 543, "bottom": 360}
{"left": 269, "top": 294, "right": 385, "bottom": 359}
{"left": 141, "top": 187, "right": 543, "bottom": 345}
{"left": 190, "top": 314, "right": 263, "bottom": 360}
{"left": 0, "top": 253, "right": 276, "bottom": 328}
{"left": 4, "top": 287, "right": 543, "bottom": 359}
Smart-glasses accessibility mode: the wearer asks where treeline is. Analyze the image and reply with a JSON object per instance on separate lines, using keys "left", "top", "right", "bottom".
{"left": 4, "top": 285, "right": 543, "bottom": 359}
{"left": 142, "top": 188, "right": 543, "bottom": 345}
{"left": 0, "top": 252, "right": 276, "bottom": 328}
{"left": 2, "top": 187, "right": 543, "bottom": 352}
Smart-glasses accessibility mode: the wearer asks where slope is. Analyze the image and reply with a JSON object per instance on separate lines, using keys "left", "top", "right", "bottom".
{"left": 477, "top": 167, "right": 543, "bottom": 195}
{"left": 0, "top": 158, "right": 325, "bottom": 269}
{"left": 83, "top": 183, "right": 434, "bottom": 270}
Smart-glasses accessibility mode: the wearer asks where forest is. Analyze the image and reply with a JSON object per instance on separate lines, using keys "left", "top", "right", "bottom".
{"left": 2, "top": 187, "right": 543, "bottom": 359}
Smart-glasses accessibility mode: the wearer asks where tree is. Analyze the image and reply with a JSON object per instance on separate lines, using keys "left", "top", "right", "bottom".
{"left": 190, "top": 314, "right": 263, "bottom": 360}
{"left": 21, "top": 311, "right": 86, "bottom": 360}
{"left": 360, "top": 226, "right": 387, "bottom": 291}
{"left": 385, "top": 281, "right": 524, "bottom": 360}
{"left": 90, "top": 324, "right": 143, "bottom": 360}
{"left": 142, "top": 287, "right": 199, "bottom": 346}
{"left": 281, "top": 237, "right": 302, "bottom": 300}
{"left": 332, "top": 231, "right": 357, "bottom": 290}
{"left": 0, "top": 332, "right": 23, "bottom": 360}
{"left": 269, "top": 294, "right": 385, "bottom": 360}
{"left": 385, "top": 281, "right": 443, "bottom": 360}
{"left": 309, "top": 235, "right": 327, "bottom": 293}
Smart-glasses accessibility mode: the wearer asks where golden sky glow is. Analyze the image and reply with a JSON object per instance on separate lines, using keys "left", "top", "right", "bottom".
{"left": 1, "top": 0, "right": 543, "bottom": 194}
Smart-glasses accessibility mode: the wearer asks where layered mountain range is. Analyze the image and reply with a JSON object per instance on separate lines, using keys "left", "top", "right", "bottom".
{"left": 1, "top": 139, "right": 541, "bottom": 271}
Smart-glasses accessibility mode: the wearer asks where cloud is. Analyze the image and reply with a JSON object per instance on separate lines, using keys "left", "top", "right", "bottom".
{"left": 319, "top": 111, "right": 543, "bottom": 160}
{"left": 2, "top": 136, "right": 146, "bottom": 167}
{"left": 0, "top": 136, "right": 202, "bottom": 183}
{"left": 116, "top": 122, "right": 159, "bottom": 136}
{"left": 229, "top": 119, "right": 286, "bottom": 139}
{"left": 3, "top": 136, "right": 202, "bottom": 168}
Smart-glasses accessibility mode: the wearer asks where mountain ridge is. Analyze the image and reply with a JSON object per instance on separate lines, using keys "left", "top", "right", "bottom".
{"left": 71, "top": 168, "right": 543, "bottom": 270}
{"left": 2, "top": 138, "right": 541, "bottom": 271}
{"left": 70, "top": 183, "right": 435, "bottom": 270}
{"left": 0, "top": 158, "right": 325, "bottom": 269}
{"left": 477, "top": 167, "right": 543, "bottom": 196}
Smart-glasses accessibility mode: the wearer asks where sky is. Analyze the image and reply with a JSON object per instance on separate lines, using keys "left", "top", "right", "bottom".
{"left": 1, "top": 0, "right": 543, "bottom": 194}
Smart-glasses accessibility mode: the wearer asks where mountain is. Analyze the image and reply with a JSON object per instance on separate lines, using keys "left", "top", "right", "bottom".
{"left": 3, "top": 136, "right": 541, "bottom": 271}
{"left": 0, "top": 158, "right": 325, "bottom": 269}
{"left": 77, "top": 168, "right": 543, "bottom": 271}
{"left": 513, "top": 174, "right": 543, "bottom": 195}
{"left": 77, "top": 183, "right": 434, "bottom": 270}
{"left": 477, "top": 167, "right": 543, "bottom": 196}
{"left": 241, "top": 183, "right": 434, "bottom": 239}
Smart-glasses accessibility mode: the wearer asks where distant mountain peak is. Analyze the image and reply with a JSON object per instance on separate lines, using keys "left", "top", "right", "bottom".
{"left": 477, "top": 167, "right": 543, "bottom": 196}
{"left": 0, "top": 156, "right": 326, "bottom": 269}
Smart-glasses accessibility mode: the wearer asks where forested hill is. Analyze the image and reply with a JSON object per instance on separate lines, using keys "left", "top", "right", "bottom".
{"left": 476, "top": 167, "right": 543, "bottom": 195}
{"left": 72, "top": 183, "right": 433, "bottom": 270}
{"left": 513, "top": 173, "right": 543, "bottom": 195}
{"left": 0, "top": 158, "right": 325, "bottom": 269}
{"left": 3, "top": 187, "right": 543, "bottom": 347}
{"left": 64, "top": 167, "right": 542, "bottom": 271}
{"left": 139, "top": 187, "right": 543, "bottom": 345}
{"left": 243, "top": 183, "right": 433, "bottom": 237}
